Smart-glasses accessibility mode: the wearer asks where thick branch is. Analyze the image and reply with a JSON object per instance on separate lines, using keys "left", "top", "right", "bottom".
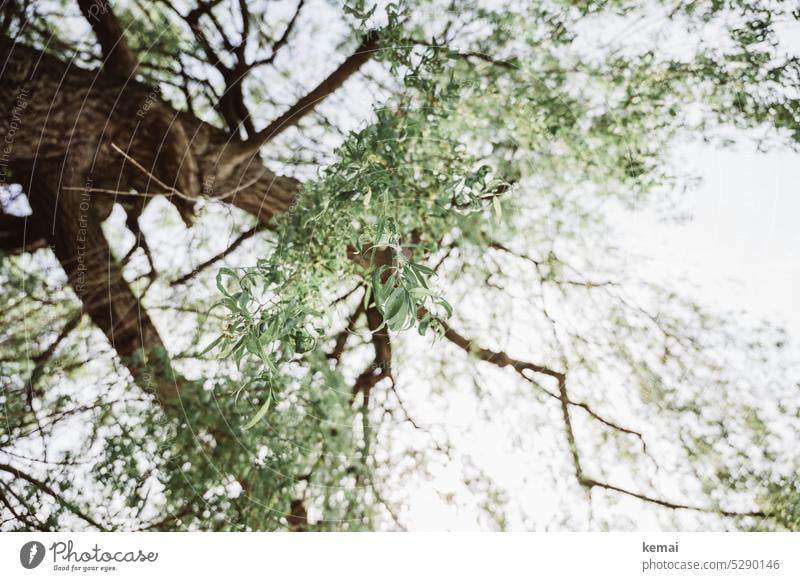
{"left": 77, "top": 0, "right": 139, "bottom": 78}
{"left": 1, "top": 37, "right": 300, "bottom": 401}
{"left": 328, "top": 300, "right": 365, "bottom": 363}
{"left": 351, "top": 305, "right": 392, "bottom": 404}
{"left": 25, "top": 176, "right": 179, "bottom": 400}
{"left": 286, "top": 498, "right": 308, "bottom": 531}
{"left": 242, "top": 30, "right": 380, "bottom": 152}
{"left": 437, "top": 317, "right": 563, "bottom": 381}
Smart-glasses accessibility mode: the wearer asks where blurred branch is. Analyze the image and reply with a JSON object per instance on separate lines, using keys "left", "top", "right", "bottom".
{"left": 251, "top": 0, "right": 305, "bottom": 68}
{"left": 404, "top": 37, "right": 518, "bottom": 69}
{"left": 26, "top": 312, "right": 82, "bottom": 407}
{"left": 171, "top": 224, "right": 261, "bottom": 286}
{"left": 0, "top": 462, "right": 105, "bottom": 529}
{"left": 435, "top": 317, "right": 771, "bottom": 520}
{"left": 581, "top": 479, "right": 767, "bottom": 519}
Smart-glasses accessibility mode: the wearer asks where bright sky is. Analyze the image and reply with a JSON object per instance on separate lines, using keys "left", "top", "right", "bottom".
{"left": 621, "top": 143, "right": 800, "bottom": 338}
{"left": 402, "top": 140, "right": 800, "bottom": 530}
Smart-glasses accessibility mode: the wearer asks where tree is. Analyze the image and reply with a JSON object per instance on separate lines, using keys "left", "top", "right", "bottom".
{"left": 0, "top": 0, "right": 798, "bottom": 531}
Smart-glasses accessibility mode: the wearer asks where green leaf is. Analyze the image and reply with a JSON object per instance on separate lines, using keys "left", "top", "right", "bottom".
{"left": 410, "top": 262, "right": 435, "bottom": 276}
{"left": 386, "top": 299, "right": 409, "bottom": 330}
{"left": 243, "top": 391, "right": 273, "bottom": 431}
{"left": 409, "top": 286, "right": 436, "bottom": 298}
{"left": 220, "top": 336, "right": 246, "bottom": 360}
{"left": 245, "top": 337, "right": 264, "bottom": 361}
{"left": 371, "top": 266, "right": 387, "bottom": 307}
{"left": 492, "top": 195, "right": 502, "bottom": 218}
{"left": 418, "top": 316, "right": 430, "bottom": 336}
{"left": 215, "top": 267, "right": 238, "bottom": 297}
{"left": 383, "top": 286, "right": 406, "bottom": 320}
{"left": 438, "top": 298, "right": 453, "bottom": 318}
{"left": 362, "top": 284, "right": 373, "bottom": 310}
{"left": 199, "top": 334, "right": 225, "bottom": 356}
{"left": 237, "top": 290, "right": 250, "bottom": 312}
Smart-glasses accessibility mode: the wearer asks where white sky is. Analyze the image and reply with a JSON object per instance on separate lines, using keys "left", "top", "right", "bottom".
{"left": 403, "top": 140, "right": 800, "bottom": 530}
{"left": 620, "top": 143, "right": 800, "bottom": 338}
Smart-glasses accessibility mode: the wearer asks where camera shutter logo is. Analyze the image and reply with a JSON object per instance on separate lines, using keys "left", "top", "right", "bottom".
{"left": 20, "top": 541, "right": 46, "bottom": 569}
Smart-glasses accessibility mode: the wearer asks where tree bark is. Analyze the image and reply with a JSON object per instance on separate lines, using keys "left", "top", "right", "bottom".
{"left": 0, "top": 36, "right": 299, "bottom": 398}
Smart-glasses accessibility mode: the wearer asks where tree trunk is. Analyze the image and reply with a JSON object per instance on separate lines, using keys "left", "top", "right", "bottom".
{"left": 1, "top": 36, "right": 299, "bottom": 398}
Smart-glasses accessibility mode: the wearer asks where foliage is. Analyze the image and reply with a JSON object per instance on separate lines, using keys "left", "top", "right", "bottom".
{"left": 1, "top": 0, "right": 799, "bottom": 531}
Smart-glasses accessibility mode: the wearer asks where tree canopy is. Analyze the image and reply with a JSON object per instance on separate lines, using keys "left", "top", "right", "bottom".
{"left": 0, "top": 0, "right": 798, "bottom": 531}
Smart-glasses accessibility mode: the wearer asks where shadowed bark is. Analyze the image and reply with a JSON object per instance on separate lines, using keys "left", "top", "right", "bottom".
{"left": 0, "top": 211, "right": 48, "bottom": 254}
